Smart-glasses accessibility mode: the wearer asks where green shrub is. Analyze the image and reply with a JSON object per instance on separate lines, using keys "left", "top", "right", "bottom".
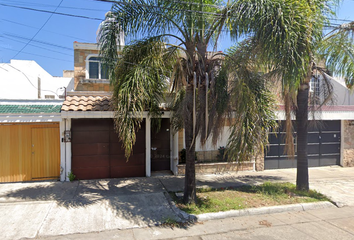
{"left": 68, "top": 171, "right": 76, "bottom": 182}
{"left": 179, "top": 148, "right": 197, "bottom": 164}
{"left": 217, "top": 146, "right": 228, "bottom": 162}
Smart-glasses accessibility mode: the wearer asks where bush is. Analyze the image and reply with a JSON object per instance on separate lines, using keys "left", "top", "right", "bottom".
{"left": 68, "top": 171, "right": 76, "bottom": 182}
{"left": 217, "top": 146, "right": 228, "bottom": 162}
{"left": 179, "top": 148, "right": 197, "bottom": 164}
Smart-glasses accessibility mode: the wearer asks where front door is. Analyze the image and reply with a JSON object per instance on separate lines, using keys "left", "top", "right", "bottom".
{"left": 151, "top": 118, "right": 171, "bottom": 171}
{"left": 31, "top": 127, "right": 60, "bottom": 179}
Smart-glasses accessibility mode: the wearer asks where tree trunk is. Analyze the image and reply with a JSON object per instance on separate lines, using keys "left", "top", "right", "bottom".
{"left": 183, "top": 84, "right": 197, "bottom": 204}
{"left": 296, "top": 82, "right": 309, "bottom": 191}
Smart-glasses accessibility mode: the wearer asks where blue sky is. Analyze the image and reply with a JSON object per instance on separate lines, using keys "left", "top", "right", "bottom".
{"left": 0, "top": 0, "right": 353, "bottom": 77}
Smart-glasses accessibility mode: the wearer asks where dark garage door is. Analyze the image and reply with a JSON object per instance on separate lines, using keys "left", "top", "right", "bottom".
{"left": 71, "top": 119, "right": 145, "bottom": 179}
{"left": 265, "top": 120, "right": 340, "bottom": 169}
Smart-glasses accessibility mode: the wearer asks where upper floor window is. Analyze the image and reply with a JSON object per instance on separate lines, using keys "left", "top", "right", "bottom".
{"left": 87, "top": 56, "right": 108, "bottom": 79}
{"left": 310, "top": 76, "right": 321, "bottom": 104}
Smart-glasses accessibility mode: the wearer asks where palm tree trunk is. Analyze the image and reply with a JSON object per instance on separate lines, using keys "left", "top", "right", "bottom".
{"left": 296, "top": 82, "right": 309, "bottom": 191}
{"left": 183, "top": 84, "right": 197, "bottom": 204}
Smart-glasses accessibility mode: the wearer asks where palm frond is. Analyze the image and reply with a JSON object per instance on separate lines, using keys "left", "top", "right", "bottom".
{"left": 319, "top": 23, "right": 354, "bottom": 88}
{"left": 112, "top": 37, "right": 174, "bottom": 158}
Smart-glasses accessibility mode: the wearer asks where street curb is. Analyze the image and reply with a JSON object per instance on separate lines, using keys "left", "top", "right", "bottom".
{"left": 190, "top": 201, "right": 335, "bottom": 222}
{"left": 163, "top": 192, "right": 197, "bottom": 222}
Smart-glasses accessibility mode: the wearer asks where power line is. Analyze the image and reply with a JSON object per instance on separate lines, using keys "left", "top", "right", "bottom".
{"left": 2, "top": 1, "right": 353, "bottom": 24}
{"left": 2, "top": 47, "right": 71, "bottom": 62}
{"left": 5, "top": 33, "right": 73, "bottom": 51}
{"left": 11, "top": 0, "right": 64, "bottom": 59}
{"left": 1, "top": 19, "right": 93, "bottom": 42}
{"left": 1, "top": 36, "right": 73, "bottom": 57}
{"left": 6, "top": 64, "right": 60, "bottom": 97}
{"left": 0, "top": 0, "right": 108, "bottom": 12}
{"left": 0, "top": 3, "right": 104, "bottom": 21}
{"left": 92, "top": 0, "right": 223, "bottom": 16}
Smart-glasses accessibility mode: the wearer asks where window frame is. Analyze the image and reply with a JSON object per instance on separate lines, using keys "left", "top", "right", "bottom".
{"left": 85, "top": 54, "right": 108, "bottom": 80}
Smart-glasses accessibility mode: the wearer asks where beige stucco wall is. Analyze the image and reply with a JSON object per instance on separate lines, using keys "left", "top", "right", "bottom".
{"left": 343, "top": 120, "right": 354, "bottom": 167}
{"left": 74, "top": 47, "right": 112, "bottom": 91}
{"left": 177, "top": 162, "right": 254, "bottom": 175}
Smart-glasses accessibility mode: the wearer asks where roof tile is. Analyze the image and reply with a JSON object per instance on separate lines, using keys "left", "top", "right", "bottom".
{"left": 0, "top": 105, "right": 62, "bottom": 114}
{"left": 61, "top": 94, "right": 114, "bottom": 112}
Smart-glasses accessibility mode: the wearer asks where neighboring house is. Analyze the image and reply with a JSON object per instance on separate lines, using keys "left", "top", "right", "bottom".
{"left": 263, "top": 76, "right": 354, "bottom": 170}
{"left": 0, "top": 60, "right": 74, "bottom": 183}
{"left": 0, "top": 99, "right": 63, "bottom": 183}
{"left": 0, "top": 60, "right": 74, "bottom": 99}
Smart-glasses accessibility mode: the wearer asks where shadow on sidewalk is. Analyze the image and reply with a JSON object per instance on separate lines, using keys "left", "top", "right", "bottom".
{"left": 2, "top": 178, "right": 179, "bottom": 225}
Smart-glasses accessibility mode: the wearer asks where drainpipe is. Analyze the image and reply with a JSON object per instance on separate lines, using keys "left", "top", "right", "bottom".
{"left": 64, "top": 118, "right": 67, "bottom": 181}
{"left": 38, "top": 77, "right": 41, "bottom": 99}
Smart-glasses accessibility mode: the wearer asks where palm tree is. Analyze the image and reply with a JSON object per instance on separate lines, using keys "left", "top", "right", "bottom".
{"left": 230, "top": 0, "right": 354, "bottom": 190}
{"left": 98, "top": 0, "right": 277, "bottom": 203}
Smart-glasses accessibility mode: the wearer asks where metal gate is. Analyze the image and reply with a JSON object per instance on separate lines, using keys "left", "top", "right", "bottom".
{"left": 265, "top": 120, "right": 340, "bottom": 169}
{"left": 71, "top": 119, "right": 145, "bottom": 179}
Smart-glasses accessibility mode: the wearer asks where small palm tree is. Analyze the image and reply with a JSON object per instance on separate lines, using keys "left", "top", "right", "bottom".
{"left": 98, "top": 0, "right": 277, "bottom": 203}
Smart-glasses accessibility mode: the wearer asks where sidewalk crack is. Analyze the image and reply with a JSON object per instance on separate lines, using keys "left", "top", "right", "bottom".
{"left": 35, "top": 201, "right": 55, "bottom": 238}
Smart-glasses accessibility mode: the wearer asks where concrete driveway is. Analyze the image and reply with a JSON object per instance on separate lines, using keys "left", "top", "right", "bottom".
{"left": 0, "top": 178, "right": 180, "bottom": 240}
{"left": 1, "top": 166, "right": 354, "bottom": 239}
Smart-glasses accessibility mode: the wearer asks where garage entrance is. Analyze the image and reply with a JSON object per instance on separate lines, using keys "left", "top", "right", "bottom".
{"left": 71, "top": 119, "right": 145, "bottom": 180}
{"left": 0, "top": 123, "right": 60, "bottom": 182}
{"left": 265, "top": 120, "right": 340, "bottom": 169}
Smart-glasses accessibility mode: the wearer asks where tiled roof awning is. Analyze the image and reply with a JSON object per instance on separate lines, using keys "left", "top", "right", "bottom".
{"left": 0, "top": 105, "right": 62, "bottom": 114}
{"left": 61, "top": 94, "right": 113, "bottom": 111}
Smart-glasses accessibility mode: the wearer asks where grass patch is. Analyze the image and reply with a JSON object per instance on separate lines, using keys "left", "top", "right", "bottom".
{"left": 174, "top": 182, "right": 329, "bottom": 215}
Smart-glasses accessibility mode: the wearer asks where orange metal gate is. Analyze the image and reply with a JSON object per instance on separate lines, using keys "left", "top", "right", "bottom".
{"left": 0, "top": 123, "right": 60, "bottom": 182}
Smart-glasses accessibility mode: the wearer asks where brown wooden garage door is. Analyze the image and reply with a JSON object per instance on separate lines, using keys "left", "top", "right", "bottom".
{"left": 71, "top": 119, "right": 145, "bottom": 180}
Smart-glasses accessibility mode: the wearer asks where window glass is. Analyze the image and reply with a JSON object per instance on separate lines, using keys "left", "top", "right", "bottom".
{"left": 89, "top": 61, "right": 99, "bottom": 79}
{"left": 101, "top": 64, "right": 108, "bottom": 79}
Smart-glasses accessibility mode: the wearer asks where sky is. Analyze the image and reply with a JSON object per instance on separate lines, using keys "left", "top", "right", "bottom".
{"left": 0, "top": 0, "right": 353, "bottom": 77}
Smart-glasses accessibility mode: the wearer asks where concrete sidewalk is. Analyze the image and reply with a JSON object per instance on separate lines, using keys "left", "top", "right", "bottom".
{"left": 159, "top": 166, "right": 354, "bottom": 207}
{"left": 0, "top": 166, "right": 354, "bottom": 239}
{"left": 40, "top": 206, "right": 354, "bottom": 240}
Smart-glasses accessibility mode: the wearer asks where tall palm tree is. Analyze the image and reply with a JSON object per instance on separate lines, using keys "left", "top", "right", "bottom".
{"left": 230, "top": 0, "right": 354, "bottom": 190}
{"left": 98, "top": 0, "right": 277, "bottom": 203}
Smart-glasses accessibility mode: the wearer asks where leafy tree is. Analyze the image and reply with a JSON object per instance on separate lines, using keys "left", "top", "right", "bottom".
{"left": 98, "top": 0, "right": 276, "bottom": 203}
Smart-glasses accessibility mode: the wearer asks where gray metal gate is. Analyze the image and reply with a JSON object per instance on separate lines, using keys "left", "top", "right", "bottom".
{"left": 265, "top": 120, "right": 340, "bottom": 169}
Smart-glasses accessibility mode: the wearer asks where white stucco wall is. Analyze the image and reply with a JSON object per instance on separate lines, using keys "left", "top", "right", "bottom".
{"left": 195, "top": 126, "right": 230, "bottom": 151}
{"left": 0, "top": 60, "right": 74, "bottom": 100}
{"left": 331, "top": 77, "right": 354, "bottom": 105}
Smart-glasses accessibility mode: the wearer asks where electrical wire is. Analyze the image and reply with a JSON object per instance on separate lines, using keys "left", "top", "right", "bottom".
{"left": 1, "top": 1, "right": 353, "bottom": 24}
{"left": 1, "top": 35, "right": 74, "bottom": 56}
{"left": 5, "top": 33, "right": 73, "bottom": 51}
{"left": 11, "top": 0, "right": 64, "bottom": 59}
{"left": 6, "top": 64, "right": 60, "bottom": 97}
{"left": 2, "top": 47, "right": 72, "bottom": 62}
{"left": 0, "top": 3, "right": 103, "bottom": 21}
{"left": 1, "top": 19, "right": 93, "bottom": 42}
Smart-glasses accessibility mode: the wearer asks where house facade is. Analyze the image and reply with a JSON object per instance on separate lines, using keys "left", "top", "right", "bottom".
{"left": 0, "top": 60, "right": 73, "bottom": 183}
{"left": 60, "top": 42, "right": 179, "bottom": 181}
